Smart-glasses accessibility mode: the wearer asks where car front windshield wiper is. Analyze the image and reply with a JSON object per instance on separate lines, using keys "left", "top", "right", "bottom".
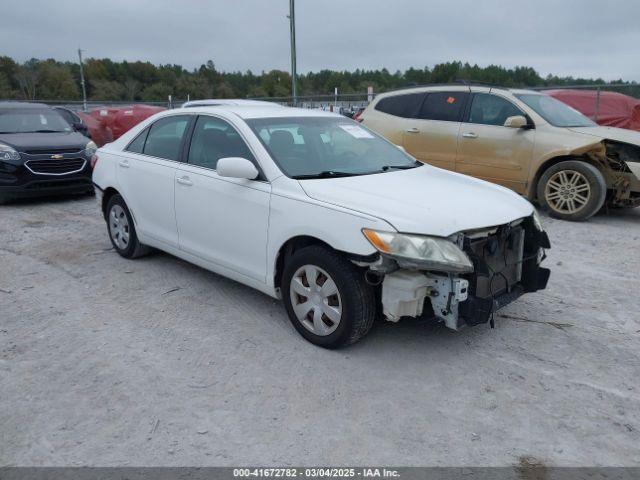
{"left": 291, "top": 170, "right": 364, "bottom": 180}
{"left": 380, "top": 162, "right": 422, "bottom": 171}
{"left": 31, "top": 129, "right": 66, "bottom": 133}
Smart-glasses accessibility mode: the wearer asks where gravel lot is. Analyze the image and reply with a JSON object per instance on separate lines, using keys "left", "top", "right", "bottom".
{"left": 1, "top": 194, "right": 639, "bottom": 467}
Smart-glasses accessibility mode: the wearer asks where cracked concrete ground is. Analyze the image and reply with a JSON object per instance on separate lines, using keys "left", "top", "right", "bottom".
{"left": 0, "top": 195, "right": 639, "bottom": 467}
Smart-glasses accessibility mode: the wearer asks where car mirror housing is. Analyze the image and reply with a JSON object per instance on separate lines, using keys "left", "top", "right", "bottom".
{"left": 504, "top": 115, "right": 528, "bottom": 129}
{"left": 216, "top": 157, "right": 259, "bottom": 180}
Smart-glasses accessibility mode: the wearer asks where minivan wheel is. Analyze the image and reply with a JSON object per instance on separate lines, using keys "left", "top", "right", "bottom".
{"left": 537, "top": 160, "right": 606, "bottom": 221}
{"left": 106, "top": 194, "right": 150, "bottom": 258}
{"left": 282, "top": 245, "right": 376, "bottom": 349}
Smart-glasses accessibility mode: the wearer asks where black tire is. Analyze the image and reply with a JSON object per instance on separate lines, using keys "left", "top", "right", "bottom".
{"left": 537, "top": 160, "right": 606, "bottom": 221}
{"left": 105, "top": 194, "right": 150, "bottom": 259}
{"left": 282, "top": 245, "right": 376, "bottom": 349}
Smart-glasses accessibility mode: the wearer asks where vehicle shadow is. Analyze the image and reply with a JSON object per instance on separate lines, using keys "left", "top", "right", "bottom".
{"left": 0, "top": 191, "right": 94, "bottom": 208}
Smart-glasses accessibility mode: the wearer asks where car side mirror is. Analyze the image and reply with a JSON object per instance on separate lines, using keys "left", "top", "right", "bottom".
{"left": 503, "top": 115, "right": 528, "bottom": 129}
{"left": 216, "top": 157, "right": 259, "bottom": 180}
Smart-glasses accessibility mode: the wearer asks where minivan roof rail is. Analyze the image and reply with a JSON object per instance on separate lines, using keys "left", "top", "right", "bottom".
{"left": 395, "top": 81, "right": 511, "bottom": 93}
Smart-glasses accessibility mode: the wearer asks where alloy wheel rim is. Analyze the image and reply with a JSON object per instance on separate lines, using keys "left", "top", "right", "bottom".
{"left": 289, "top": 264, "right": 342, "bottom": 336}
{"left": 109, "top": 205, "right": 130, "bottom": 250}
{"left": 544, "top": 170, "right": 591, "bottom": 215}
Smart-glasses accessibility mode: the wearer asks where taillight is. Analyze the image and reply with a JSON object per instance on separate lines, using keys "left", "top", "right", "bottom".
{"left": 354, "top": 113, "right": 364, "bottom": 123}
{"left": 90, "top": 154, "right": 99, "bottom": 169}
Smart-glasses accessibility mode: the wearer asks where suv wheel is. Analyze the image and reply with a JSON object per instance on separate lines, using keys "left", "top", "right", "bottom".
{"left": 106, "top": 194, "right": 150, "bottom": 258}
{"left": 537, "top": 160, "right": 606, "bottom": 221}
{"left": 282, "top": 245, "right": 376, "bottom": 349}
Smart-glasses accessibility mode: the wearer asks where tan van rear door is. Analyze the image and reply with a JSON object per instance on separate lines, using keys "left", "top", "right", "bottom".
{"left": 402, "top": 91, "right": 468, "bottom": 172}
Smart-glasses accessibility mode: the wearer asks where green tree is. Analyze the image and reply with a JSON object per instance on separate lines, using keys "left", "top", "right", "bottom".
{"left": 36, "top": 60, "right": 79, "bottom": 99}
{"left": 140, "top": 82, "right": 172, "bottom": 102}
{"left": 90, "top": 80, "right": 125, "bottom": 101}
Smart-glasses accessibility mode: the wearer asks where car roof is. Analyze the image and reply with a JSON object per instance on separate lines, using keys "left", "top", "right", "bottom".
{"left": 374, "top": 84, "right": 539, "bottom": 100}
{"left": 181, "top": 99, "right": 283, "bottom": 108}
{"left": 0, "top": 101, "right": 51, "bottom": 109}
{"left": 172, "top": 105, "right": 343, "bottom": 120}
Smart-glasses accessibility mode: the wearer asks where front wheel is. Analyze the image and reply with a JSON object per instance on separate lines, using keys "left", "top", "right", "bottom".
{"left": 537, "top": 160, "right": 606, "bottom": 221}
{"left": 282, "top": 245, "right": 376, "bottom": 349}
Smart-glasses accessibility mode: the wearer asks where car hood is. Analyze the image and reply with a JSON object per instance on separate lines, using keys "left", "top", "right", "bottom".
{"left": 567, "top": 126, "right": 640, "bottom": 146}
{"left": 298, "top": 165, "right": 534, "bottom": 237}
{"left": 0, "top": 131, "right": 89, "bottom": 152}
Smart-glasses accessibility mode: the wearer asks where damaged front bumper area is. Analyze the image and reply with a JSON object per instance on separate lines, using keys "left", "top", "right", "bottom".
{"left": 368, "top": 216, "right": 551, "bottom": 330}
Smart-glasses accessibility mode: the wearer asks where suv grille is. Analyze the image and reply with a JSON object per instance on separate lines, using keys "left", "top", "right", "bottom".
{"left": 25, "top": 158, "right": 86, "bottom": 175}
{"left": 24, "top": 148, "right": 83, "bottom": 155}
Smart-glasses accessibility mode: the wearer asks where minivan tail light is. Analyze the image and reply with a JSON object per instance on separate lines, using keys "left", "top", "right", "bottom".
{"left": 90, "top": 154, "right": 99, "bottom": 169}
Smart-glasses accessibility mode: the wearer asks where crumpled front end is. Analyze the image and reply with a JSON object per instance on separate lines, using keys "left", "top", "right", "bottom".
{"left": 601, "top": 140, "right": 640, "bottom": 208}
{"left": 360, "top": 215, "right": 550, "bottom": 330}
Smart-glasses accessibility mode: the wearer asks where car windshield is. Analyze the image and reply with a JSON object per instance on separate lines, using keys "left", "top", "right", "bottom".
{"left": 246, "top": 116, "right": 420, "bottom": 178}
{"left": 0, "top": 108, "right": 72, "bottom": 133}
{"left": 515, "top": 94, "right": 596, "bottom": 128}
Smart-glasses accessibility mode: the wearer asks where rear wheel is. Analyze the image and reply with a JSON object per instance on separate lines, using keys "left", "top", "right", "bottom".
{"left": 537, "top": 160, "right": 606, "bottom": 221}
{"left": 106, "top": 194, "right": 150, "bottom": 258}
{"left": 282, "top": 245, "right": 376, "bottom": 349}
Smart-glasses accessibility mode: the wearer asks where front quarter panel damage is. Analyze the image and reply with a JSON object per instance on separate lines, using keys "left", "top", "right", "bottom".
{"left": 600, "top": 140, "right": 640, "bottom": 207}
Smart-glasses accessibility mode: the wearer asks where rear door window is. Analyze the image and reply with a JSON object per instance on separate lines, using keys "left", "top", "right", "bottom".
{"left": 418, "top": 92, "right": 469, "bottom": 122}
{"left": 374, "top": 93, "right": 425, "bottom": 118}
{"left": 143, "top": 115, "right": 190, "bottom": 161}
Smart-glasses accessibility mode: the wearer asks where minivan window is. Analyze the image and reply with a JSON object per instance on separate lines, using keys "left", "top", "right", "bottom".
{"left": 188, "top": 116, "right": 255, "bottom": 170}
{"left": 374, "top": 93, "right": 425, "bottom": 118}
{"left": 468, "top": 93, "right": 523, "bottom": 126}
{"left": 143, "top": 116, "right": 190, "bottom": 161}
{"left": 418, "top": 92, "right": 469, "bottom": 122}
{"left": 515, "top": 94, "right": 596, "bottom": 128}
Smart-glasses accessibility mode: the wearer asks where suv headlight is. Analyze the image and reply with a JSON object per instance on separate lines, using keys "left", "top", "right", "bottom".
{"left": 362, "top": 229, "right": 474, "bottom": 273}
{"left": 0, "top": 143, "right": 21, "bottom": 163}
{"left": 84, "top": 140, "right": 97, "bottom": 158}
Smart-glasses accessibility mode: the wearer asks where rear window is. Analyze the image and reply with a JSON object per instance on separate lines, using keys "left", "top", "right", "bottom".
{"left": 374, "top": 93, "right": 425, "bottom": 118}
{"left": 418, "top": 92, "right": 469, "bottom": 122}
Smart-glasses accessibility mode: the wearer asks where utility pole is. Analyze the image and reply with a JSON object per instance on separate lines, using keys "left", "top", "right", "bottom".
{"left": 288, "top": 0, "right": 297, "bottom": 106}
{"left": 78, "top": 48, "right": 87, "bottom": 112}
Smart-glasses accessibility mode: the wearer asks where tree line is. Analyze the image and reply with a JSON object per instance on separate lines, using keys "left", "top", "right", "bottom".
{"left": 0, "top": 56, "right": 636, "bottom": 102}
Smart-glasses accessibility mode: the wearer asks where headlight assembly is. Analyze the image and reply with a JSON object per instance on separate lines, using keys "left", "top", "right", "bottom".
{"left": 84, "top": 140, "right": 98, "bottom": 158}
{"left": 362, "top": 229, "right": 474, "bottom": 273}
{"left": 0, "top": 143, "right": 21, "bottom": 163}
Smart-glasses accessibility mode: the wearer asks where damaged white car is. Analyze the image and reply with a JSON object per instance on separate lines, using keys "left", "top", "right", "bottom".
{"left": 92, "top": 106, "right": 551, "bottom": 348}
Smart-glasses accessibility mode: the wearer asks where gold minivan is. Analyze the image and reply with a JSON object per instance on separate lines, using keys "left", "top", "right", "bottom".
{"left": 360, "top": 85, "right": 640, "bottom": 221}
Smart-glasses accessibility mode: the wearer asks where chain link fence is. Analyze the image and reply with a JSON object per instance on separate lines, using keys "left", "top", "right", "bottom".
{"left": 4, "top": 84, "right": 640, "bottom": 122}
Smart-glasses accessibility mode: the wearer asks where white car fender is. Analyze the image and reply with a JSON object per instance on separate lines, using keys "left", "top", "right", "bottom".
{"left": 265, "top": 177, "right": 395, "bottom": 290}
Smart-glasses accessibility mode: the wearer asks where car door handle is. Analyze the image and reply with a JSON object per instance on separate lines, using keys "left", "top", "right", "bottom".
{"left": 176, "top": 176, "right": 193, "bottom": 186}
{"left": 405, "top": 127, "right": 420, "bottom": 133}
{"left": 462, "top": 132, "right": 478, "bottom": 139}
{"left": 118, "top": 160, "right": 130, "bottom": 168}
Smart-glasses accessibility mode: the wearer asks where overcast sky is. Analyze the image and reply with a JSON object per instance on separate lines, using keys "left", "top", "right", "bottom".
{"left": 1, "top": 0, "right": 639, "bottom": 81}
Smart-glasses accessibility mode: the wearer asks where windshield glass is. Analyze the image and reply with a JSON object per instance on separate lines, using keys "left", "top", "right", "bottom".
{"left": 515, "top": 94, "right": 596, "bottom": 128}
{"left": 0, "top": 108, "right": 72, "bottom": 133}
{"left": 246, "top": 116, "right": 420, "bottom": 178}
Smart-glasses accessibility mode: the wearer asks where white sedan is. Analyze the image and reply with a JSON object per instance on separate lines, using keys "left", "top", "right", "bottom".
{"left": 92, "top": 105, "right": 551, "bottom": 348}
